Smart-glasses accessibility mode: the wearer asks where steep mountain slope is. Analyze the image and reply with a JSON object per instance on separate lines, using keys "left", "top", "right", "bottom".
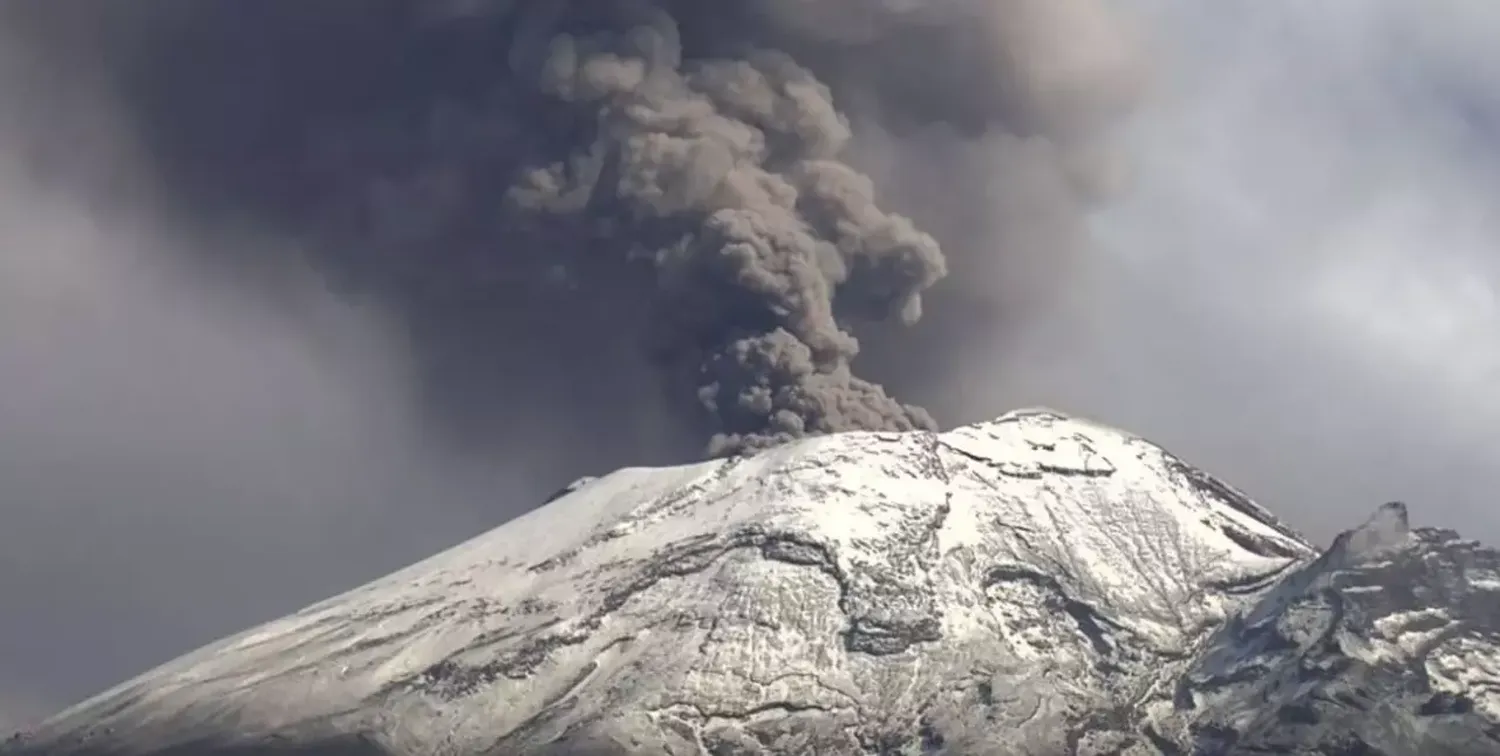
{"left": 5, "top": 410, "right": 1497, "bottom": 755}
{"left": 1154, "top": 503, "right": 1500, "bottom": 754}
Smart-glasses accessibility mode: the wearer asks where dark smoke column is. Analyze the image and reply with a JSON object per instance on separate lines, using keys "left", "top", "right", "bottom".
{"left": 71, "top": 0, "right": 1143, "bottom": 461}
{"left": 503, "top": 5, "right": 947, "bottom": 455}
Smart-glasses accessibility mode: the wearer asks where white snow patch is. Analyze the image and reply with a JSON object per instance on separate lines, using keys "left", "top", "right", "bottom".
{"left": 19, "top": 409, "right": 1320, "bottom": 755}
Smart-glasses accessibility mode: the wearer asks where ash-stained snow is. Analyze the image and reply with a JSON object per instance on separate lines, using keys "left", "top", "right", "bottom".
{"left": 1149, "top": 503, "right": 1500, "bottom": 754}
{"left": 7, "top": 410, "right": 1500, "bottom": 755}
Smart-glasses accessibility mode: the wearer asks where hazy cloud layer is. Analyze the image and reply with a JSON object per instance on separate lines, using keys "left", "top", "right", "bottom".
{"left": 4, "top": 0, "right": 1500, "bottom": 730}
{"left": 963, "top": 0, "right": 1500, "bottom": 541}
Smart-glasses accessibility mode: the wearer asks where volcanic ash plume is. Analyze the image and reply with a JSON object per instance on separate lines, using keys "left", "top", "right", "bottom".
{"left": 76, "top": 0, "right": 1146, "bottom": 457}
{"left": 467, "top": 0, "right": 1142, "bottom": 455}
{"left": 499, "top": 5, "right": 955, "bottom": 455}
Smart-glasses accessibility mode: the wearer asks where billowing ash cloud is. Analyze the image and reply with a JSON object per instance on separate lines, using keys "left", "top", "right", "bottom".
{"left": 29, "top": 0, "right": 1143, "bottom": 456}
{"left": 504, "top": 8, "right": 949, "bottom": 454}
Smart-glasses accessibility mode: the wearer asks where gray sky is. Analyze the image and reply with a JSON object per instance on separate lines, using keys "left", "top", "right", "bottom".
{"left": 4, "top": 0, "right": 1500, "bottom": 730}
{"left": 1006, "top": 0, "right": 1500, "bottom": 539}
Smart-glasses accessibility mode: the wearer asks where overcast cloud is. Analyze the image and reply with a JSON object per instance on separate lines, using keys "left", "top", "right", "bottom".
{"left": 986, "top": 0, "right": 1500, "bottom": 540}
{"left": 4, "top": 0, "right": 1500, "bottom": 730}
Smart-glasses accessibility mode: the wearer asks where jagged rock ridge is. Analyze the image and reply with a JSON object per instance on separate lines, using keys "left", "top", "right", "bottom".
{"left": 6, "top": 410, "right": 1499, "bottom": 755}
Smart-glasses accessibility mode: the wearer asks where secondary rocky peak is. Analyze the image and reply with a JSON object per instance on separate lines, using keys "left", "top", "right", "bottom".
{"left": 1156, "top": 514, "right": 1500, "bottom": 754}
{"left": 1336, "top": 499, "right": 1413, "bottom": 565}
{"left": 7, "top": 411, "right": 1497, "bottom": 756}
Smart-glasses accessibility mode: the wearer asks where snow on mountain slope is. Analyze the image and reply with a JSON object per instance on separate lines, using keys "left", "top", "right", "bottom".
{"left": 1149, "top": 502, "right": 1500, "bottom": 754}
{"left": 2, "top": 409, "right": 1441, "bottom": 755}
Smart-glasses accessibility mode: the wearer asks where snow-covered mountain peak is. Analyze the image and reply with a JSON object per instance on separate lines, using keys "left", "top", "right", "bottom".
{"left": 11, "top": 411, "right": 1496, "bottom": 755}
{"left": 1152, "top": 513, "right": 1500, "bottom": 754}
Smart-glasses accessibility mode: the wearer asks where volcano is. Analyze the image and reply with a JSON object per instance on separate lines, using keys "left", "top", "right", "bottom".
{"left": 8, "top": 410, "right": 1499, "bottom": 755}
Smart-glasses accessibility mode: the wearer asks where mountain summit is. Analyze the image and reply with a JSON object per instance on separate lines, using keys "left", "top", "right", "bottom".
{"left": 8, "top": 410, "right": 1500, "bottom": 755}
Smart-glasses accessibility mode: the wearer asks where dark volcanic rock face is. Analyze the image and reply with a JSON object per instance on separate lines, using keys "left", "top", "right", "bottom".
{"left": 6, "top": 412, "right": 1498, "bottom": 755}
{"left": 1147, "top": 504, "right": 1500, "bottom": 755}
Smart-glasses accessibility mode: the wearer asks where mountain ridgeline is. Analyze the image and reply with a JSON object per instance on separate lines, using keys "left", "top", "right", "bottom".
{"left": 7, "top": 410, "right": 1500, "bottom": 755}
